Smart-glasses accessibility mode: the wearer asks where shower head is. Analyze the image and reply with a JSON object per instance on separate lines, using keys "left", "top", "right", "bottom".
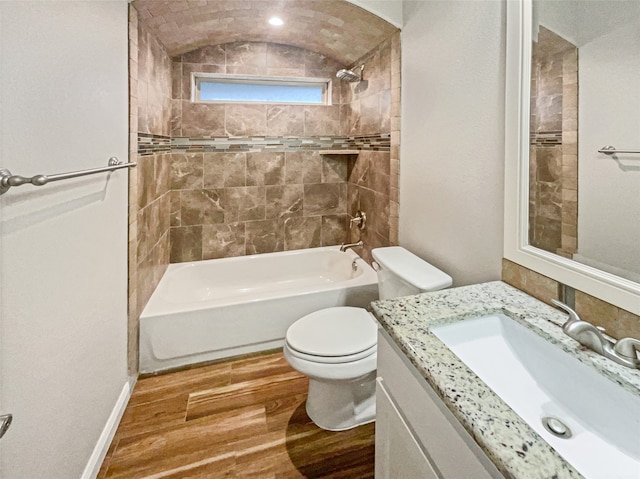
{"left": 336, "top": 65, "right": 364, "bottom": 82}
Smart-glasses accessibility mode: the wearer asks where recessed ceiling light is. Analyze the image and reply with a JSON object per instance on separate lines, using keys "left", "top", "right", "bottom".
{"left": 268, "top": 16, "right": 284, "bottom": 26}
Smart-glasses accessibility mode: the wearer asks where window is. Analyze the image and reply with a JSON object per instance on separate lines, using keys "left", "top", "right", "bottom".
{"left": 192, "top": 74, "right": 331, "bottom": 105}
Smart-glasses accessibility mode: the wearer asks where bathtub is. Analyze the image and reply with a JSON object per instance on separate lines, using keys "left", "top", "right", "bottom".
{"left": 139, "top": 246, "right": 379, "bottom": 373}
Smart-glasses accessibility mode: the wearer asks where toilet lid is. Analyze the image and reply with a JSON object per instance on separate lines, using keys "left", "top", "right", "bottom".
{"left": 286, "top": 307, "right": 377, "bottom": 357}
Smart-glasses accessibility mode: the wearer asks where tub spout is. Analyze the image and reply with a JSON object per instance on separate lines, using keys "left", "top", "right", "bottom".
{"left": 340, "top": 241, "right": 363, "bottom": 252}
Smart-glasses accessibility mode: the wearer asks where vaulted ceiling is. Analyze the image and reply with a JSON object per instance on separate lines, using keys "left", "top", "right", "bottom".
{"left": 132, "top": 0, "right": 398, "bottom": 64}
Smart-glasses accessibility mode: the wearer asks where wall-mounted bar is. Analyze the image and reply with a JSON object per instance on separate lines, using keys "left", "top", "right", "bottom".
{"left": 598, "top": 146, "right": 640, "bottom": 155}
{"left": 0, "top": 157, "right": 136, "bottom": 196}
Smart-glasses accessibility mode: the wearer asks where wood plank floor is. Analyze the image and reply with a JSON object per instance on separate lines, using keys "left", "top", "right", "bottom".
{"left": 98, "top": 351, "right": 375, "bottom": 478}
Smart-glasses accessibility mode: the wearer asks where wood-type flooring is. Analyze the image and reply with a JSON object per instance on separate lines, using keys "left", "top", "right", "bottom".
{"left": 98, "top": 351, "right": 375, "bottom": 478}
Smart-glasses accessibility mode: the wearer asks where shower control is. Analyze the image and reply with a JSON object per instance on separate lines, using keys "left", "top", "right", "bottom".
{"left": 349, "top": 211, "right": 366, "bottom": 230}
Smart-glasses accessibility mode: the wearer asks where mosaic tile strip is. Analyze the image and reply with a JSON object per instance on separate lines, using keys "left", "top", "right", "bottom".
{"left": 138, "top": 133, "right": 390, "bottom": 155}
{"left": 138, "top": 133, "right": 171, "bottom": 155}
{"left": 530, "top": 130, "right": 562, "bottom": 147}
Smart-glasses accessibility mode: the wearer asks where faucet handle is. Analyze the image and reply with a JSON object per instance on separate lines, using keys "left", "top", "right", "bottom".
{"left": 551, "top": 299, "right": 581, "bottom": 323}
{"left": 613, "top": 337, "right": 640, "bottom": 360}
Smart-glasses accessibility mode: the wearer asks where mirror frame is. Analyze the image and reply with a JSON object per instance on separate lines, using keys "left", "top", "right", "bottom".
{"left": 504, "top": 0, "right": 640, "bottom": 315}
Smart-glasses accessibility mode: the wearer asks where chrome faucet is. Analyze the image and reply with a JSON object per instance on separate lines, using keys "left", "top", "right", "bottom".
{"left": 339, "top": 240, "right": 363, "bottom": 252}
{"left": 552, "top": 300, "right": 640, "bottom": 369}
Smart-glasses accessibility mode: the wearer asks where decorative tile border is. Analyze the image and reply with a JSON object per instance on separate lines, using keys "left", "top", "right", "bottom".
{"left": 530, "top": 130, "right": 562, "bottom": 147}
{"left": 138, "top": 133, "right": 390, "bottom": 155}
{"left": 138, "top": 133, "right": 171, "bottom": 155}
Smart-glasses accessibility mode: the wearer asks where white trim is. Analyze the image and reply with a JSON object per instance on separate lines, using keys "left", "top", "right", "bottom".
{"left": 504, "top": 0, "right": 640, "bottom": 315}
{"left": 190, "top": 72, "right": 332, "bottom": 106}
{"left": 80, "top": 378, "right": 135, "bottom": 479}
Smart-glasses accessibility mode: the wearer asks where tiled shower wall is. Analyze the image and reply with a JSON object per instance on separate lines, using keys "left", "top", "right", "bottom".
{"left": 168, "top": 42, "right": 353, "bottom": 262}
{"left": 168, "top": 36, "right": 400, "bottom": 263}
{"left": 128, "top": 6, "right": 173, "bottom": 373}
{"left": 529, "top": 27, "right": 578, "bottom": 258}
{"left": 343, "top": 34, "right": 400, "bottom": 263}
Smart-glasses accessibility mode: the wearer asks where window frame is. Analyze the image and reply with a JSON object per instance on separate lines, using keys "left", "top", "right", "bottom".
{"left": 191, "top": 73, "right": 332, "bottom": 106}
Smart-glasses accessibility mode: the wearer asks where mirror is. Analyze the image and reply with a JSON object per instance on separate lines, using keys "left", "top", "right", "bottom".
{"left": 504, "top": 0, "right": 640, "bottom": 315}
{"left": 529, "top": 0, "right": 640, "bottom": 284}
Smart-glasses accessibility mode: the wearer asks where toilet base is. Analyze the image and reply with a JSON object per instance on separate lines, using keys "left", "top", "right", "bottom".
{"left": 305, "top": 371, "right": 376, "bottom": 431}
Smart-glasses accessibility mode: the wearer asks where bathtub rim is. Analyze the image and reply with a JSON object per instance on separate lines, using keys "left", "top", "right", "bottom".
{"left": 140, "top": 245, "right": 377, "bottom": 319}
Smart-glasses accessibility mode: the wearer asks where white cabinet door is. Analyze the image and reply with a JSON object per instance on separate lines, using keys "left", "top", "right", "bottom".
{"left": 375, "top": 378, "right": 440, "bottom": 479}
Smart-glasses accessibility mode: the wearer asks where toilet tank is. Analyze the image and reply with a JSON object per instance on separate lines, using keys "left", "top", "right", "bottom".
{"left": 371, "top": 247, "right": 452, "bottom": 300}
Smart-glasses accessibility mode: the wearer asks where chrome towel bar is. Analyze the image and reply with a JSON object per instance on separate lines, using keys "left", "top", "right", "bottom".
{"left": 598, "top": 146, "right": 640, "bottom": 155}
{"left": 0, "top": 157, "right": 136, "bottom": 195}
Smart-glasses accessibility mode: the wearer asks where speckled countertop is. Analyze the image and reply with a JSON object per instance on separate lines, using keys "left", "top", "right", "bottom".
{"left": 371, "top": 281, "right": 640, "bottom": 479}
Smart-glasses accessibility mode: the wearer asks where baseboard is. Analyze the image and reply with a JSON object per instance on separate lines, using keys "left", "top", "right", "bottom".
{"left": 80, "top": 377, "right": 136, "bottom": 479}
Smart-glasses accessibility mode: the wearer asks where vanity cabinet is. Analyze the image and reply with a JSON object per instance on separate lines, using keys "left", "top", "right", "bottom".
{"left": 375, "top": 330, "right": 504, "bottom": 479}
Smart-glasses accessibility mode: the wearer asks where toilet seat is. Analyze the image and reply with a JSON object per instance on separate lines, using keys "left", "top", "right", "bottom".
{"left": 285, "top": 307, "right": 377, "bottom": 363}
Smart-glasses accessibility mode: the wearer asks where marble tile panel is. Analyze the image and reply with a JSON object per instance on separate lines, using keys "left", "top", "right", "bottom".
{"left": 304, "top": 50, "right": 342, "bottom": 73}
{"left": 348, "top": 152, "right": 369, "bottom": 187}
{"left": 536, "top": 182, "right": 562, "bottom": 220}
{"left": 340, "top": 102, "right": 360, "bottom": 136}
{"left": 170, "top": 225, "right": 203, "bottom": 263}
{"left": 285, "top": 151, "right": 322, "bottom": 184}
{"left": 266, "top": 67, "right": 306, "bottom": 77}
{"left": 284, "top": 216, "right": 321, "bottom": 251}
{"left": 501, "top": 259, "right": 560, "bottom": 306}
{"left": 321, "top": 215, "right": 348, "bottom": 246}
{"left": 170, "top": 99, "right": 181, "bottom": 136}
{"left": 321, "top": 155, "right": 348, "bottom": 183}
{"left": 181, "top": 45, "right": 225, "bottom": 65}
{"left": 347, "top": 183, "right": 359, "bottom": 215}
{"left": 171, "top": 61, "right": 182, "bottom": 100}
{"left": 360, "top": 94, "right": 380, "bottom": 135}
{"left": 171, "top": 153, "right": 203, "bottom": 190}
{"left": 181, "top": 101, "right": 226, "bottom": 137}
{"left": 535, "top": 147, "right": 562, "bottom": 182}
{"left": 575, "top": 290, "right": 619, "bottom": 337}
{"left": 373, "top": 191, "right": 390, "bottom": 239}
{"left": 170, "top": 190, "right": 181, "bottom": 226}
{"left": 266, "top": 44, "right": 307, "bottom": 70}
{"left": 380, "top": 89, "right": 391, "bottom": 133}
{"left": 246, "top": 152, "right": 285, "bottom": 186}
{"left": 265, "top": 185, "right": 304, "bottom": 220}
{"left": 136, "top": 154, "right": 155, "bottom": 209}
{"left": 158, "top": 192, "right": 171, "bottom": 238}
{"left": 616, "top": 309, "right": 640, "bottom": 341}
{"left": 203, "top": 152, "right": 246, "bottom": 188}
{"left": 202, "top": 223, "right": 246, "bottom": 260}
{"left": 535, "top": 95, "right": 562, "bottom": 131}
{"left": 368, "top": 167, "right": 390, "bottom": 197}
{"left": 225, "top": 104, "right": 267, "bottom": 136}
{"left": 303, "top": 183, "right": 346, "bottom": 216}
{"left": 154, "top": 154, "right": 172, "bottom": 200}
{"left": 266, "top": 105, "right": 305, "bottom": 137}
{"left": 305, "top": 105, "right": 340, "bottom": 136}
{"left": 224, "top": 186, "right": 266, "bottom": 222}
{"left": 226, "top": 42, "right": 267, "bottom": 70}
{"left": 179, "top": 189, "right": 226, "bottom": 226}
{"left": 245, "top": 219, "right": 284, "bottom": 255}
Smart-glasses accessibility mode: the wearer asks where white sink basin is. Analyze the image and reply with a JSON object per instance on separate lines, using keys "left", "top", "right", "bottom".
{"left": 431, "top": 313, "right": 640, "bottom": 479}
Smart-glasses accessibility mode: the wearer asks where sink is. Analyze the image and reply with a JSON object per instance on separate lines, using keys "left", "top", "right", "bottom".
{"left": 431, "top": 314, "right": 640, "bottom": 479}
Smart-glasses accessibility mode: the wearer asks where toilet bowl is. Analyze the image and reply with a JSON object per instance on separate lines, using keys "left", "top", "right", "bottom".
{"left": 284, "top": 246, "right": 452, "bottom": 431}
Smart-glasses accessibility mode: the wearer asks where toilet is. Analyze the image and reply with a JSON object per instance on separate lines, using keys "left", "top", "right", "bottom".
{"left": 283, "top": 246, "right": 452, "bottom": 431}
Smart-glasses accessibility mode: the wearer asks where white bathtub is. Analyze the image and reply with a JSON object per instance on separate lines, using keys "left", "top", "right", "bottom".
{"left": 139, "top": 246, "right": 379, "bottom": 373}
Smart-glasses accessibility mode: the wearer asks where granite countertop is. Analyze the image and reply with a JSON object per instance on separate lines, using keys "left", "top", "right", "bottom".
{"left": 371, "top": 281, "right": 640, "bottom": 479}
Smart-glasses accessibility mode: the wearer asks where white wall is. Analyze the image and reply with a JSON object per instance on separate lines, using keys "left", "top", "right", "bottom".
{"left": 400, "top": 1, "right": 506, "bottom": 286}
{"left": 0, "top": 2, "right": 129, "bottom": 478}
{"left": 576, "top": 21, "right": 640, "bottom": 283}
